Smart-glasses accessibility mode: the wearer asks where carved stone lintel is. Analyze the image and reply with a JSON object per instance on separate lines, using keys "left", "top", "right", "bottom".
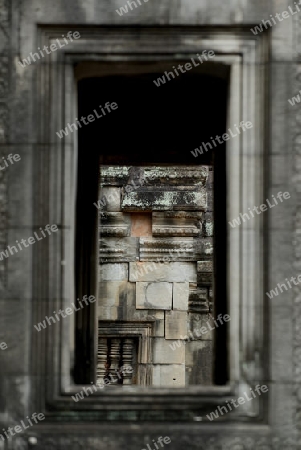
{"left": 99, "top": 212, "right": 131, "bottom": 237}
{"left": 152, "top": 211, "right": 202, "bottom": 237}
{"left": 121, "top": 186, "right": 207, "bottom": 211}
{"left": 99, "top": 237, "right": 139, "bottom": 262}
{"left": 100, "top": 165, "right": 208, "bottom": 187}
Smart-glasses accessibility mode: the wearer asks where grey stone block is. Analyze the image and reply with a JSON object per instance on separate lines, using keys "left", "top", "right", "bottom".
{"left": 136, "top": 282, "right": 172, "bottom": 310}
{"left": 185, "top": 340, "right": 213, "bottom": 385}
{"left": 173, "top": 282, "right": 189, "bottom": 310}
{"left": 99, "top": 237, "right": 139, "bottom": 262}
{"left": 152, "top": 364, "right": 185, "bottom": 387}
{"left": 132, "top": 310, "right": 165, "bottom": 337}
{"left": 165, "top": 311, "right": 187, "bottom": 339}
{"left": 129, "top": 262, "right": 196, "bottom": 282}
{"left": 121, "top": 186, "right": 207, "bottom": 211}
{"left": 153, "top": 338, "right": 185, "bottom": 364}
{"left": 99, "top": 187, "right": 121, "bottom": 211}
{"left": 99, "top": 263, "right": 128, "bottom": 281}
{"left": 152, "top": 211, "right": 202, "bottom": 237}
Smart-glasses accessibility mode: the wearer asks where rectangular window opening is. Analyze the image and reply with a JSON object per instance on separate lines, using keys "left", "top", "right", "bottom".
{"left": 74, "top": 62, "right": 230, "bottom": 388}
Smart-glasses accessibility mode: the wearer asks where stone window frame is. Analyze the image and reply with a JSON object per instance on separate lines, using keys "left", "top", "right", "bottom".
{"left": 32, "top": 26, "right": 268, "bottom": 421}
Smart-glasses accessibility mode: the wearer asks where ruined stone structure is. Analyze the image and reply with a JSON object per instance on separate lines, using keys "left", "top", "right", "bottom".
{"left": 0, "top": 0, "right": 300, "bottom": 448}
{"left": 97, "top": 165, "right": 214, "bottom": 386}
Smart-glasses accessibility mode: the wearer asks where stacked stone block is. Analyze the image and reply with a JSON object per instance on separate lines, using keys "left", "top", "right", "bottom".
{"left": 98, "top": 166, "right": 214, "bottom": 386}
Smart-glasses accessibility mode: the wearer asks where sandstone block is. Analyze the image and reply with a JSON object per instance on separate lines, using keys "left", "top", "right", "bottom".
{"left": 132, "top": 310, "right": 164, "bottom": 336}
{"left": 152, "top": 211, "right": 202, "bottom": 237}
{"left": 99, "top": 187, "right": 121, "bottom": 211}
{"left": 99, "top": 263, "right": 128, "bottom": 281}
{"left": 153, "top": 338, "right": 185, "bottom": 364}
{"left": 129, "top": 262, "right": 196, "bottom": 282}
{"left": 136, "top": 282, "right": 172, "bottom": 310}
{"left": 173, "top": 282, "right": 189, "bottom": 310}
{"left": 165, "top": 311, "right": 187, "bottom": 339}
{"left": 185, "top": 340, "right": 213, "bottom": 385}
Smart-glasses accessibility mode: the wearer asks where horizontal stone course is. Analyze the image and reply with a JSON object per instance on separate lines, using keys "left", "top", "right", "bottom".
{"left": 129, "top": 262, "right": 197, "bottom": 282}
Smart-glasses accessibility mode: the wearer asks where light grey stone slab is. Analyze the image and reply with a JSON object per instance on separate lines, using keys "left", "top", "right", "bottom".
{"left": 173, "top": 282, "right": 189, "bottom": 311}
{"left": 165, "top": 311, "right": 187, "bottom": 339}
{"left": 153, "top": 338, "right": 185, "bottom": 364}
{"left": 129, "top": 262, "right": 196, "bottom": 282}
{"left": 136, "top": 282, "right": 172, "bottom": 310}
{"left": 152, "top": 364, "right": 185, "bottom": 387}
{"left": 99, "top": 263, "right": 128, "bottom": 281}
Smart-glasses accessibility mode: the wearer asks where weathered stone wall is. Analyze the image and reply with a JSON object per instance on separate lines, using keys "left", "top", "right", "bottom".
{"left": 98, "top": 165, "right": 214, "bottom": 386}
{"left": 0, "top": 0, "right": 299, "bottom": 448}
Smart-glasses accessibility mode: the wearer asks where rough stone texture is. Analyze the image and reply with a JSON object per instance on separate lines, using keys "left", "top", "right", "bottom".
{"left": 1, "top": 1, "right": 298, "bottom": 447}
{"left": 136, "top": 282, "right": 173, "bottom": 310}
{"left": 121, "top": 186, "right": 207, "bottom": 211}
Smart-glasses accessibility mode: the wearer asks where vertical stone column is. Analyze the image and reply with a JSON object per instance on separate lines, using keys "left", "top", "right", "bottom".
{"left": 109, "top": 338, "right": 121, "bottom": 384}
{"left": 122, "top": 338, "right": 134, "bottom": 385}
{"left": 97, "top": 337, "right": 108, "bottom": 384}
